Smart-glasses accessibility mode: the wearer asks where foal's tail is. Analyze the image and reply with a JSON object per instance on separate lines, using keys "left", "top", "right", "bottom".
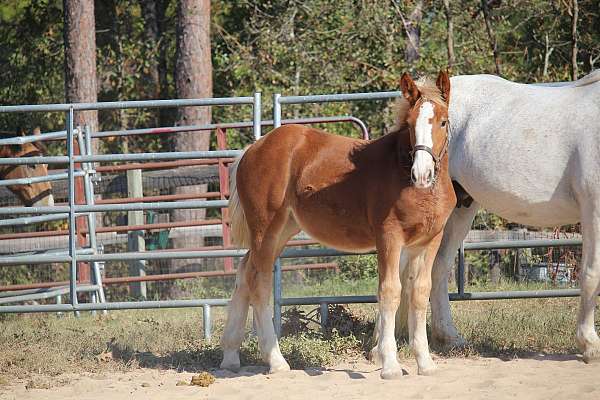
{"left": 229, "top": 150, "right": 252, "bottom": 248}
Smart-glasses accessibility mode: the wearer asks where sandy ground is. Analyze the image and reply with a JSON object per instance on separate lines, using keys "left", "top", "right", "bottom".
{"left": 2, "top": 355, "right": 599, "bottom": 400}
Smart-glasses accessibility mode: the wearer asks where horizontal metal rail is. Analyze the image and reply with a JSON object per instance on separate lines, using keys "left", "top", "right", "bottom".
{"left": 0, "top": 156, "right": 69, "bottom": 165}
{"left": 0, "top": 284, "right": 101, "bottom": 305}
{"left": 0, "top": 129, "right": 77, "bottom": 145}
{"left": 0, "top": 299, "right": 230, "bottom": 314}
{"left": 0, "top": 238, "right": 584, "bottom": 265}
{"left": 280, "top": 289, "right": 585, "bottom": 307}
{"left": 0, "top": 213, "right": 69, "bottom": 227}
{"left": 0, "top": 150, "right": 243, "bottom": 166}
{"left": 463, "top": 238, "right": 582, "bottom": 250}
{"left": 0, "top": 97, "right": 254, "bottom": 113}
{"left": 278, "top": 91, "right": 403, "bottom": 104}
{"left": 0, "top": 218, "right": 223, "bottom": 240}
{"left": 0, "top": 264, "right": 338, "bottom": 292}
{"left": 0, "top": 170, "right": 85, "bottom": 187}
{"left": 94, "top": 159, "right": 234, "bottom": 173}
{"left": 75, "top": 150, "right": 243, "bottom": 163}
{"left": 0, "top": 200, "right": 229, "bottom": 215}
{"left": 93, "top": 115, "right": 370, "bottom": 140}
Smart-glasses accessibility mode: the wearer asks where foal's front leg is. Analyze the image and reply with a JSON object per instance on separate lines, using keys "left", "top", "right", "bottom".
{"left": 407, "top": 233, "right": 444, "bottom": 375}
{"left": 376, "top": 234, "right": 404, "bottom": 379}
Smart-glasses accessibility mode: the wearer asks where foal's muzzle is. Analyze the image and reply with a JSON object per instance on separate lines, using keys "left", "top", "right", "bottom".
{"left": 411, "top": 146, "right": 436, "bottom": 189}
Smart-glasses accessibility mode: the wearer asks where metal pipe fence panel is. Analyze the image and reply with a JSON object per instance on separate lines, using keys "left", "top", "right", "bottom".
{"left": 0, "top": 90, "right": 588, "bottom": 342}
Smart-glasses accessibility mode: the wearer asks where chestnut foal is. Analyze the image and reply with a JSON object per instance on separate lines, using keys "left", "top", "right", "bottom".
{"left": 221, "top": 71, "right": 456, "bottom": 379}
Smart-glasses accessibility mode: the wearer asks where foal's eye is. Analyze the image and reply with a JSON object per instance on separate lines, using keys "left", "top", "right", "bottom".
{"left": 441, "top": 120, "right": 448, "bottom": 128}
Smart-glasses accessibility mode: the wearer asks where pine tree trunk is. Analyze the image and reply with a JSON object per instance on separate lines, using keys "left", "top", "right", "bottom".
{"left": 140, "top": 0, "right": 160, "bottom": 96}
{"left": 170, "top": 0, "right": 212, "bottom": 277}
{"left": 481, "top": 0, "right": 502, "bottom": 76}
{"left": 443, "top": 0, "right": 455, "bottom": 69}
{"left": 157, "top": 0, "right": 174, "bottom": 126}
{"left": 570, "top": 0, "right": 578, "bottom": 80}
{"left": 63, "top": 0, "right": 98, "bottom": 139}
{"left": 404, "top": 0, "right": 423, "bottom": 65}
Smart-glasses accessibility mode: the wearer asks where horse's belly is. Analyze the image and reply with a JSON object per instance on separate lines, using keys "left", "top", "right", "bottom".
{"left": 292, "top": 202, "right": 375, "bottom": 253}
{"left": 477, "top": 194, "right": 579, "bottom": 226}
{"left": 457, "top": 172, "right": 580, "bottom": 227}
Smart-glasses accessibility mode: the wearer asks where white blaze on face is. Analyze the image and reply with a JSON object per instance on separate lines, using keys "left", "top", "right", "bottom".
{"left": 411, "top": 101, "right": 436, "bottom": 188}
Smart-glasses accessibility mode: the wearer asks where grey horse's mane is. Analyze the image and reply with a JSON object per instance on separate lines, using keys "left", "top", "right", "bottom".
{"left": 571, "top": 70, "right": 600, "bottom": 87}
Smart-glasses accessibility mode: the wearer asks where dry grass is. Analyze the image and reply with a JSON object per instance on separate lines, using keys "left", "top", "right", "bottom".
{"left": 0, "top": 281, "right": 596, "bottom": 389}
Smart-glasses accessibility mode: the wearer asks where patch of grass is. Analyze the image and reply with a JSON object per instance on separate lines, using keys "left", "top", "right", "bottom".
{"left": 0, "top": 280, "right": 597, "bottom": 388}
{"left": 452, "top": 297, "right": 583, "bottom": 356}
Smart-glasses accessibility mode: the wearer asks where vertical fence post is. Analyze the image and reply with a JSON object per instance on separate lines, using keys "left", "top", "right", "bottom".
{"left": 458, "top": 241, "right": 465, "bottom": 296}
{"left": 273, "top": 259, "right": 283, "bottom": 337}
{"left": 67, "top": 107, "right": 78, "bottom": 315}
{"left": 56, "top": 294, "right": 63, "bottom": 318}
{"left": 73, "top": 126, "right": 90, "bottom": 285}
{"left": 216, "top": 128, "right": 233, "bottom": 273}
{"left": 127, "top": 169, "right": 146, "bottom": 299}
{"left": 253, "top": 92, "right": 262, "bottom": 140}
{"left": 320, "top": 302, "right": 328, "bottom": 332}
{"left": 203, "top": 304, "right": 212, "bottom": 341}
{"left": 273, "top": 94, "right": 281, "bottom": 128}
{"left": 84, "top": 125, "right": 107, "bottom": 313}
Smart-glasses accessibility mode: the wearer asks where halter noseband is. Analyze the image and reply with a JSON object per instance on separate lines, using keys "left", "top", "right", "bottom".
{"left": 410, "top": 135, "right": 449, "bottom": 181}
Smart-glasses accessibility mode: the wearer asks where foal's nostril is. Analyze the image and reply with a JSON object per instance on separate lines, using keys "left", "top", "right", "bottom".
{"left": 426, "top": 170, "right": 433, "bottom": 183}
{"left": 411, "top": 168, "right": 418, "bottom": 183}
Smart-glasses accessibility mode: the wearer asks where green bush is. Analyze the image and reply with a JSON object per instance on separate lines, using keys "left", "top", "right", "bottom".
{"left": 337, "top": 255, "right": 378, "bottom": 281}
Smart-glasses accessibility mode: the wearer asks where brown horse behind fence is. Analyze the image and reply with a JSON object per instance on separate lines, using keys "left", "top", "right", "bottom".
{"left": 220, "top": 71, "right": 457, "bottom": 379}
{"left": 0, "top": 128, "right": 54, "bottom": 207}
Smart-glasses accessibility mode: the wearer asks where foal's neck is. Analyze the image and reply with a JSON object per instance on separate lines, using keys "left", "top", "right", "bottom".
{"left": 391, "top": 126, "right": 414, "bottom": 168}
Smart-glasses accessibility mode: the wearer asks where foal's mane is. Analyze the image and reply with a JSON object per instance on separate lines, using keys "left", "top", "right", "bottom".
{"left": 391, "top": 77, "right": 446, "bottom": 131}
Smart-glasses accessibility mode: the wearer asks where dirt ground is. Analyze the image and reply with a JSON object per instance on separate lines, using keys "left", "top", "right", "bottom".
{"left": 2, "top": 355, "right": 598, "bottom": 400}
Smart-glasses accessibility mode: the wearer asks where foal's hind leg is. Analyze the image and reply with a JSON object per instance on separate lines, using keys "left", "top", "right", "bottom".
{"left": 250, "top": 216, "right": 300, "bottom": 373}
{"left": 220, "top": 253, "right": 251, "bottom": 371}
{"left": 375, "top": 232, "right": 404, "bottom": 379}
{"left": 576, "top": 202, "right": 600, "bottom": 363}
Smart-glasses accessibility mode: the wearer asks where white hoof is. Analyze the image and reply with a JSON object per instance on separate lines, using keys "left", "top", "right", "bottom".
{"left": 582, "top": 346, "right": 600, "bottom": 364}
{"left": 418, "top": 364, "right": 437, "bottom": 376}
{"left": 268, "top": 361, "right": 291, "bottom": 374}
{"left": 220, "top": 351, "right": 241, "bottom": 372}
{"left": 432, "top": 332, "right": 468, "bottom": 350}
{"left": 380, "top": 367, "right": 404, "bottom": 380}
{"left": 576, "top": 334, "right": 600, "bottom": 364}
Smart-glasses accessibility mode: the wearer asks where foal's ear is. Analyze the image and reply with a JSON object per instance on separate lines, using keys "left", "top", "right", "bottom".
{"left": 436, "top": 70, "right": 451, "bottom": 104}
{"left": 400, "top": 72, "right": 421, "bottom": 106}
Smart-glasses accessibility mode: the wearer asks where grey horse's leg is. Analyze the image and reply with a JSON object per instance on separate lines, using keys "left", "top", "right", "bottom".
{"left": 427, "top": 202, "right": 479, "bottom": 347}
{"left": 576, "top": 199, "right": 600, "bottom": 363}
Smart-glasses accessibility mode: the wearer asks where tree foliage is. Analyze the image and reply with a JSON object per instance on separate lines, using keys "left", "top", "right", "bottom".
{"left": 0, "top": 0, "right": 598, "bottom": 146}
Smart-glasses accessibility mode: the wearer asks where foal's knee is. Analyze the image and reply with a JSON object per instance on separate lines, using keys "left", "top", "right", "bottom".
{"left": 379, "top": 280, "right": 401, "bottom": 306}
{"left": 410, "top": 281, "right": 432, "bottom": 310}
